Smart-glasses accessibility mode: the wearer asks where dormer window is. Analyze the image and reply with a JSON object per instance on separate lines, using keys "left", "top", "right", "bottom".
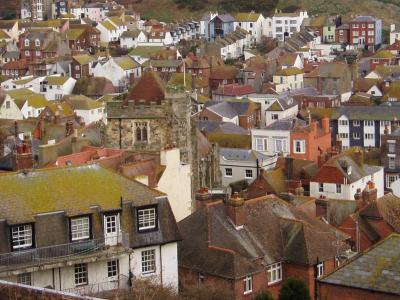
{"left": 137, "top": 206, "right": 157, "bottom": 231}
{"left": 24, "top": 39, "right": 29, "bottom": 47}
{"left": 35, "top": 39, "right": 40, "bottom": 47}
{"left": 11, "top": 224, "right": 33, "bottom": 250}
{"left": 70, "top": 216, "right": 90, "bottom": 241}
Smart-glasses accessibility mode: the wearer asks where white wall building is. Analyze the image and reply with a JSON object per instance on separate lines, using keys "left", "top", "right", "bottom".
{"left": 264, "top": 97, "right": 298, "bottom": 127}
{"left": 234, "top": 12, "right": 265, "bottom": 43}
{"left": 272, "top": 10, "right": 308, "bottom": 41}
{"left": 0, "top": 94, "right": 23, "bottom": 120}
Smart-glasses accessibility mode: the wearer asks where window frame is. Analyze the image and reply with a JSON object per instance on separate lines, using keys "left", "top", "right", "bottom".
{"left": 17, "top": 273, "right": 32, "bottom": 286}
{"left": 293, "top": 139, "right": 306, "bottom": 154}
{"left": 245, "top": 169, "right": 253, "bottom": 179}
{"left": 11, "top": 224, "right": 34, "bottom": 251}
{"left": 107, "top": 259, "right": 119, "bottom": 279}
{"left": 319, "top": 183, "right": 324, "bottom": 193}
{"left": 336, "top": 184, "right": 341, "bottom": 194}
{"left": 267, "top": 262, "right": 282, "bottom": 285}
{"left": 316, "top": 262, "right": 324, "bottom": 278}
{"left": 70, "top": 216, "right": 91, "bottom": 242}
{"left": 74, "top": 263, "right": 88, "bottom": 286}
{"left": 137, "top": 206, "right": 158, "bottom": 232}
{"left": 141, "top": 249, "right": 156, "bottom": 275}
{"left": 243, "top": 275, "right": 253, "bottom": 295}
{"left": 225, "top": 168, "right": 233, "bottom": 177}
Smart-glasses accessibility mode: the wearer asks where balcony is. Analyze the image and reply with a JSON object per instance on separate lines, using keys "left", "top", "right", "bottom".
{"left": 0, "top": 233, "right": 129, "bottom": 272}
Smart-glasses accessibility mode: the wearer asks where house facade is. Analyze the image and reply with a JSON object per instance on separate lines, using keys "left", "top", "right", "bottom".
{"left": 349, "top": 16, "right": 382, "bottom": 50}
{"left": 272, "top": 10, "right": 308, "bottom": 41}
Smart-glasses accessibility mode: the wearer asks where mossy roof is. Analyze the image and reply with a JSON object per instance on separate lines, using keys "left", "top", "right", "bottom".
{"left": 73, "top": 55, "right": 97, "bottom": 65}
{"left": 234, "top": 12, "right": 262, "bottom": 22}
{"left": 14, "top": 94, "right": 49, "bottom": 109}
{"left": 45, "top": 76, "right": 70, "bottom": 85}
{"left": 66, "top": 95, "right": 104, "bottom": 110}
{"left": 47, "top": 102, "right": 74, "bottom": 116}
{"left": 267, "top": 101, "right": 283, "bottom": 111}
{"left": 6, "top": 88, "right": 35, "bottom": 99}
{"left": 108, "top": 16, "right": 125, "bottom": 27}
{"left": 0, "top": 29, "right": 10, "bottom": 40}
{"left": 100, "top": 21, "right": 117, "bottom": 31}
{"left": 13, "top": 77, "right": 35, "bottom": 85}
{"left": 0, "top": 164, "right": 163, "bottom": 224}
{"left": 129, "top": 46, "right": 165, "bottom": 58}
{"left": 64, "top": 28, "right": 85, "bottom": 40}
{"left": 114, "top": 56, "right": 140, "bottom": 70}
{"left": 275, "top": 67, "right": 304, "bottom": 76}
{"left": 372, "top": 50, "right": 396, "bottom": 59}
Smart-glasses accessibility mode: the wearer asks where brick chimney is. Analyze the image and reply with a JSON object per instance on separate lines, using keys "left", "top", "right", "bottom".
{"left": 310, "top": 121, "right": 318, "bottom": 134}
{"left": 322, "top": 117, "right": 330, "bottom": 134}
{"left": 12, "top": 134, "right": 33, "bottom": 171}
{"left": 362, "top": 181, "right": 377, "bottom": 205}
{"left": 315, "top": 195, "right": 328, "bottom": 220}
{"left": 226, "top": 193, "right": 246, "bottom": 227}
{"left": 195, "top": 187, "right": 213, "bottom": 209}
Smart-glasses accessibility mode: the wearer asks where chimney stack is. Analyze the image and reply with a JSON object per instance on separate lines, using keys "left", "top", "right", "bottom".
{"left": 362, "top": 181, "right": 377, "bottom": 205}
{"left": 315, "top": 195, "right": 328, "bottom": 220}
{"left": 310, "top": 121, "right": 318, "bottom": 134}
{"left": 322, "top": 117, "right": 330, "bottom": 134}
{"left": 226, "top": 193, "right": 246, "bottom": 227}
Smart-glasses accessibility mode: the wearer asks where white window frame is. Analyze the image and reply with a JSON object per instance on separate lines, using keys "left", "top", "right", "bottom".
{"left": 293, "top": 139, "right": 306, "bottom": 154}
{"left": 74, "top": 263, "right": 88, "bottom": 286}
{"left": 24, "top": 39, "right": 29, "bottom": 47}
{"left": 353, "top": 120, "right": 360, "bottom": 126}
{"left": 243, "top": 275, "right": 253, "bottom": 295}
{"left": 364, "top": 120, "right": 374, "bottom": 127}
{"left": 267, "top": 262, "right": 282, "bottom": 285}
{"left": 11, "top": 224, "right": 33, "bottom": 250}
{"left": 245, "top": 169, "right": 253, "bottom": 179}
{"left": 316, "top": 262, "right": 324, "bottom": 278}
{"left": 141, "top": 249, "right": 156, "bottom": 274}
{"left": 255, "top": 138, "right": 267, "bottom": 151}
{"left": 386, "top": 174, "right": 399, "bottom": 188}
{"left": 353, "top": 132, "right": 360, "bottom": 140}
{"left": 107, "top": 260, "right": 119, "bottom": 279}
{"left": 388, "top": 155, "right": 396, "bottom": 169}
{"left": 336, "top": 184, "right": 341, "bottom": 194}
{"left": 138, "top": 207, "right": 157, "bottom": 231}
{"left": 225, "top": 168, "right": 233, "bottom": 177}
{"left": 319, "top": 183, "right": 324, "bottom": 192}
{"left": 17, "top": 273, "right": 32, "bottom": 285}
{"left": 71, "top": 217, "right": 90, "bottom": 241}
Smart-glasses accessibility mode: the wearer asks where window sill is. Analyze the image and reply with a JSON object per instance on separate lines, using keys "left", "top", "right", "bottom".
{"left": 267, "top": 280, "right": 282, "bottom": 287}
{"left": 243, "top": 291, "right": 253, "bottom": 295}
{"left": 142, "top": 271, "right": 156, "bottom": 276}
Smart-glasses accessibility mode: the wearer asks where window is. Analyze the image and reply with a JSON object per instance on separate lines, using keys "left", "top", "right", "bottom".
{"left": 319, "top": 183, "right": 324, "bottom": 192}
{"left": 389, "top": 156, "right": 396, "bottom": 169}
{"left": 24, "top": 39, "right": 29, "bottom": 47}
{"left": 272, "top": 113, "right": 279, "bottom": 120}
{"left": 255, "top": 138, "right": 267, "bottom": 151}
{"left": 365, "top": 133, "right": 374, "bottom": 140}
{"left": 11, "top": 224, "right": 33, "bottom": 250}
{"left": 225, "top": 168, "right": 232, "bottom": 177}
{"left": 353, "top": 120, "right": 360, "bottom": 126}
{"left": 336, "top": 184, "right": 341, "bottom": 194}
{"left": 267, "top": 262, "right": 282, "bottom": 285}
{"left": 316, "top": 262, "right": 324, "bottom": 278}
{"left": 364, "top": 120, "right": 374, "bottom": 126}
{"left": 338, "top": 133, "right": 348, "bottom": 139}
{"left": 107, "top": 260, "right": 119, "bottom": 278}
{"left": 70, "top": 217, "right": 90, "bottom": 241}
{"left": 243, "top": 275, "right": 252, "bottom": 294}
{"left": 17, "top": 273, "right": 32, "bottom": 286}
{"left": 275, "top": 139, "right": 287, "bottom": 153}
{"left": 35, "top": 39, "right": 40, "bottom": 47}
{"left": 293, "top": 140, "right": 306, "bottom": 154}
{"left": 339, "top": 119, "right": 348, "bottom": 126}
{"left": 25, "top": 50, "right": 30, "bottom": 56}
{"left": 353, "top": 132, "right": 360, "bottom": 140}
{"left": 141, "top": 249, "right": 156, "bottom": 274}
{"left": 74, "top": 263, "right": 88, "bottom": 286}
{"left": 5, "top": 101, "right": 10, "bottom": 109}
{"left": 387, "top": 175, "right": 399, "bottom": 188}
{"left": 245, "top": 169, "right": 253, "bottom": 179}
{"left": 135, "top": 122, "right": 148, "bottom": 143}
{"left": 388, "top": 141, "right": 396, "bottom": 153}
{"left": 368, "top": 23, "right": 374, "bottom": 28}
{"left": 137, "top": 207, "right": 157, "bottom": 231}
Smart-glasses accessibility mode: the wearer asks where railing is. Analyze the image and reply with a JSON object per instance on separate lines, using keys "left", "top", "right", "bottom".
{"left": 62, "top": 274, "right": 131, "bottom": 296}
{"left": 0, "top": 232, "right": 129, "bottom": 269}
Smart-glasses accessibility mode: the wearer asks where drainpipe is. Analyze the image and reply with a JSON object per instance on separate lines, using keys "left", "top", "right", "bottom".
{"left": 119, "top": 118, "right": 122, "bottom": 149}
{"left": 59, "top": 267, "right": 62, "bottom": 290}
{"left": 159, "top": 245, "right": 163, "bottom": 286}
{"left": 256, "top": 158, "right": 260, "bottom": 177}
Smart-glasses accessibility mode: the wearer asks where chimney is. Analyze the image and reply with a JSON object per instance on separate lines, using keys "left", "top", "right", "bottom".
{"left": 315, "top": 195, "right": 328, "bottom": 220}
{"left": 310, "top": 121, "right": 318, "bottom": 134}
{"left": 322, "top": 117, "right": 330, "bottom": 134}
{"left": 195, "top": 187, "right": 212, "bottom": 209}
{"left": 285, "top": 156, "right": 294, "bottom": 180}
{"left": 362, "top": 181, "right": 377, "bottom": 205}
{"left": 226, "top": 193, "right": 246, "bottom": 227}
{"left": 354, "top": 188, "right": 362, "bottom": 208}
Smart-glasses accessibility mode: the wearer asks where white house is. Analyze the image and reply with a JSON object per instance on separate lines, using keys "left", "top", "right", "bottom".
{"left": 120, "top": 30, "right": 147, "bottom": 49}
{"left": 0, "top": 20, "right": 19, "bottom": 41}
{"left": 64, "top": 95, "right": 105, "bottom": 124}
{"left": 0, "top": 166, "right": 180, "bottom": 295}
{"left": 272, "top": 68, "right": 304, "bottom": 93}
{"left": 272, "top": 10, "right": 308, "bottom": 41}
{"left": 234, "top": 12, "right": 265, "bottom": 43}
{"left": 263, "top": 17, "right": 273, "bottom": 38}
{"left": 40, "top": 76, "right": 76, "bottom": 100}
{"left": 91, "top": 56, "right": 141, "bottom": 92}
{"left": 220, "top": 147, "right": 277, "bottom": 186}
{"left": 390, "top": 24, "right": 400, "bottom": 45}
{"left": 97, "top": 17, "right": 127, "bottom": 43}
{"left": 14, "top": 94, "right": 49, "bottom": 119}
{"left": 264, "top": 97, "right": 298, "bottom": 127}
{"left": 310, "top": 154, "right": 384, "bottom": 200}
{"left": 70, "top": 3, "right": 109, "bottom": 22}
{"left": 247, "top": 93, "right": 280, "bottom": 127}
{"left": 148, "top": 29, "right": 173, "bottom": 46}
{"left": 217, "top": 27, "right": 251, "bottom": 60}
{"left": 251, "top": 117, "right": 302, "bottom": 156}
{"left": 0, "top": 94, "right": 23, "bottom": 120}
{"left": 1, "top": 76, "right": 40, "bottom": 91}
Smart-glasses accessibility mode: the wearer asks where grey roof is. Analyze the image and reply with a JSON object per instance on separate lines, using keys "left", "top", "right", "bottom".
{"left": 216, "top": 14, "right": 235, "bottom": 23}
{"left": 121, "top": 30, "right": 142, "bottom": 38}
{"left": 220, "top": 147, "right": 272, "bottom": 162}
{"left": 197, "top": 120, "right": 249, "bottom": 135}
{"left": 3, "top": 51, "right": 19, "bottom": 59}
{"left": 264, "top": 117, "right": 306, "bottom": 131}
{"left": 279, "top": 87, "right": 320, "bottom": 98}
{"left": 331, "top": 106, "right": 400, "bottom": 121}
{"left": 205, "top": 101, "right": 253, "bottom": 119}
{"left": 320, "top": 234, "right": 400, "bottom": 295}
{"left": 353, "top": 16, "right": 378, "bottom": 22}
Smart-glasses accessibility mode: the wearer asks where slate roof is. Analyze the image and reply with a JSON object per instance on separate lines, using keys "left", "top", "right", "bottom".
{"left": 320, "top": 233, "right": 400, "bottom": 295}
{"left": 331, "top": 106, "right": 400, "bottom": 121}
{"left": 179, "top": 196, "right": 349, "bottom": 279}
{"left": 197, "top": 120, "right": 249, "bottom": 135}
{"left": 204, "top": 100, "right": 256, "bottom": 119}
{"left": 214, "top": 84, "right": 255, "bottom": 96}
{"left": 264, "top": 117, "right": 305, "bottom": 130}
{"left": 220, "top": 147, "right": 272, "bottom": 162}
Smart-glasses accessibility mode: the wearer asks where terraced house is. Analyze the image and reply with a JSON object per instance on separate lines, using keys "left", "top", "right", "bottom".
{"left": 0, "top": 165, "right": 180, "bottom": 295}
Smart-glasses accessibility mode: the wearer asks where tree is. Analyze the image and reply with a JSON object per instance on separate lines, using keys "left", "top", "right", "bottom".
{"left": 278, "top": 277, "right": 311, "bottom": 300}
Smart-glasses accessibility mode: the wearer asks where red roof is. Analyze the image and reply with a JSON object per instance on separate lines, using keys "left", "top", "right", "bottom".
{"left": 2, "top": 59, "right": 28, "bottom": 70}
{"left": 125, "top": 71, "right": 165, "bottom": 105}
{"left": 214, "top": 83, "right": 254, "bottom": 96}
{"left": 54, "top": 146, "right": 125, "bottom": 166}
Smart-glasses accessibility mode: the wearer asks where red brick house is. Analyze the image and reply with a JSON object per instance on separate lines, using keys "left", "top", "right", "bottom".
{"left": 185, "top": 53, "right": 211, "bottom": 82}
{"left": 335, "top": 24, "right": 349, "bottom": 44}
{"left": 349, "top": 16, "right": 382, "bottom": 50}
{"left": 290, "top": 117, "right": 331, "bottom": 162}
{"left": 209, "top": 65, "right": 240, "bottom": 90}
{"left": 369, "top": 50, "right": 397, "bottom": 71}
{"left": 71, "top": 54, "right": 97, "bottom": 79}
{"left": 179, "top": 194, "right": 349, "bottom": 300}
{"left": 318, "top": 233, "right": 400, "bottom": 300}
{"left": 0, "top": 59, "right": 28, "bottom": 78}
{"left": 294, "top": 94, "right": 340, "bottom": 109}
{"left": 212, "top": 83, "right": 255, "bottom": 101}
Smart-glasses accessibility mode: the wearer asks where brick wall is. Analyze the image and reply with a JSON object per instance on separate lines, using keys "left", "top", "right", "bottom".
{"left": 319, "top": 282, "right": 400, "bottom": 300}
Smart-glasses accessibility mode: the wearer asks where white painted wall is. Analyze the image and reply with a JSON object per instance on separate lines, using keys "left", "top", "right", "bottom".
{"left": 0, "top": 95, "right": 23, "bottom": 120}
{"left": 157, "top": 148, "right": 192, "bottom": 222}
{"left": 265, "top": 104, "right": 298, "bottom": 127}
{"left": 337, "top": 115, "right": 350, "bottom": 149}
{"left": 75, "top": 107, "right": 105, "bottom": 125}
{"left": 251, "top": 128, "right": 290, "bottom": 156}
